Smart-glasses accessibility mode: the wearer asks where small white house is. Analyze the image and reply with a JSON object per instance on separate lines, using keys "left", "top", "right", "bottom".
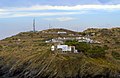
{"left": 18, "top": 39, "right": 21, "bottom": 41}
{"left": 51, "top": 46, "right": 55, "bottom": 51}
{"left": 76, "top": 37, "right": 82, "bottom": 40}
{"left": 57, "top": 31, "right": 67, "bottom": 34}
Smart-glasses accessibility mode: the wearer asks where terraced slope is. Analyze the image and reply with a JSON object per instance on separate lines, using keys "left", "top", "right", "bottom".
{"left": 0, "top": 28, "right": 120, "bottom": 78}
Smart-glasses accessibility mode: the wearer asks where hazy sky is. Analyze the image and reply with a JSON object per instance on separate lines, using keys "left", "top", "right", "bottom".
{"left": 0, "top": 0, "right": 120, "bottom": 39}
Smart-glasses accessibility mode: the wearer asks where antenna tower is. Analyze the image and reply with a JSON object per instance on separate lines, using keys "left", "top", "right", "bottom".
{"left": 33, "top": 18, "right": 36, "bottom": 32}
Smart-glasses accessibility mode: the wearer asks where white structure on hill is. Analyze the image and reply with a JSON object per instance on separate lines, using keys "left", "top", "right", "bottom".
{"left": 51, "top": 45, "right": 78, "bottom": 53}
{"left": 51, "top": 46, "right": 55, "bottom": 51}
{"left": 45, "top": 39, "right": 64, "bottom": 44}
{"left": 57, "top": 31, "right": 67, "bottom": 34}
{"left": 46, "top": 36, "right": 101, "bottom": 44}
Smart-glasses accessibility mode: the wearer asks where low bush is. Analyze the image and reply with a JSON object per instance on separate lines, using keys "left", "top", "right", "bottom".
{"left": 65, "top": 40, "right": 106, "bottom": 58}
{"left": 0, "top": 45, "right": 3, "bottom": 51}
{"left": 112, "top": 52, "right": 120, "bottom": 60}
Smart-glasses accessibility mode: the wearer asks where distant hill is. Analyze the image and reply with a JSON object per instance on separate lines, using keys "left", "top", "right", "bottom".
{"left": 0, "top": 28, "right": 120, "bottom": 78}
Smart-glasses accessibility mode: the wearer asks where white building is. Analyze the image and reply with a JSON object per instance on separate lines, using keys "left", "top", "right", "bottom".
{"left": 51, "top": 45, "right": 78, "bottom": 53}
{"left": 57, "top": 31, "right": 67, "bottom": 34}
{"left": 45, "top": 39, "right": 63, "bottom": 44}
{"left": 57, "top": 45, "right": 70, "bottom": 51}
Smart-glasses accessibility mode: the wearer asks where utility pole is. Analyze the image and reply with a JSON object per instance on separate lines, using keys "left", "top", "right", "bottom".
{"left": 77, "top": 26, "right": 79, "bottom": 32}
{"left": 33, "top": 18, "right": 36, "bottom": 32}
{"left": 49, "top": 24, "right": 50, "bottom": 29}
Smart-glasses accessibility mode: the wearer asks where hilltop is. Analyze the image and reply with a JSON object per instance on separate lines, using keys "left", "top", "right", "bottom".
{"left": 41, "top": 28, "right": 78, "bottom": 34}
{"left": 0, "top": 28, "right": 120, "bottom": 78}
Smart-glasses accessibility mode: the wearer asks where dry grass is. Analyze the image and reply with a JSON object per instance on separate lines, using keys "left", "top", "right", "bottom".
{"left": 0, "top": 28, "right": 119, "bottom": 78}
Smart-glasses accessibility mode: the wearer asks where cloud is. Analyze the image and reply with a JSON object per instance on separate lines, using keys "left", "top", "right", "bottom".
{"left": 0, "top": 12, "right": 82, "bottom": 18}
{"left": 56, "top": 17, "right": 76, "bottom": 21}
{"left": 44, "top": 17, "right": 76, "bottom": 21}
{"left": 0, "top": 9, "right": 5, "bottom": 12}
{"left": 1, "top": 4, "right": 120, "bottom": 18}
{"left": 8, "top": 5, "right": 120, "bottom": 11}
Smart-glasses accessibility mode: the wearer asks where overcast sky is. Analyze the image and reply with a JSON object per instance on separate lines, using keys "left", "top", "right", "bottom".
{"left": 0, "top": 0, "right": 120, "bottom": 39}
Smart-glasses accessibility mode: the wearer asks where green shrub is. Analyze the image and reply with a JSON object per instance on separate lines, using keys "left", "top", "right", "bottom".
{"left": 38, "top": 43, "right": 47, "bottom": 46}
{"left": 112, "top": 52, "right": 120, "bottom": 60}
{"left": 86, "top": 46, "right": 105, "bottom": 58}
{"left": 65, "top": 40, "right": 106, "bottom": 58}
{"left": 0, "top": 45, "right": 3, "bottom": 51}
{"left": 103, "top": 45, "right": 109, "bottom": 50}
{"left": 65, "top": 40, "right": 90, "bottom": 52}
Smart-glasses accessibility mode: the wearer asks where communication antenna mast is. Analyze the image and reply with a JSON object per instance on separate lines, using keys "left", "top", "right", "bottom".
{"left": 33, "top": 18, "right": 36, "bottom": 32}
{"left": 49, "top": 24, "right": 52, "bottom": 29}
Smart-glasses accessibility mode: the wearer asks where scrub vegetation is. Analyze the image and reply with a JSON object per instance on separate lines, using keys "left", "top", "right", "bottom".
{"left": 0, "top": 28, "right": 120, "bottom": 78}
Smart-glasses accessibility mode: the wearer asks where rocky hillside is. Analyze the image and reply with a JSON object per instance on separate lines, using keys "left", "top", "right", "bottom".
{"left": 0, "top": 28, "right": 120, "bottom": 78}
